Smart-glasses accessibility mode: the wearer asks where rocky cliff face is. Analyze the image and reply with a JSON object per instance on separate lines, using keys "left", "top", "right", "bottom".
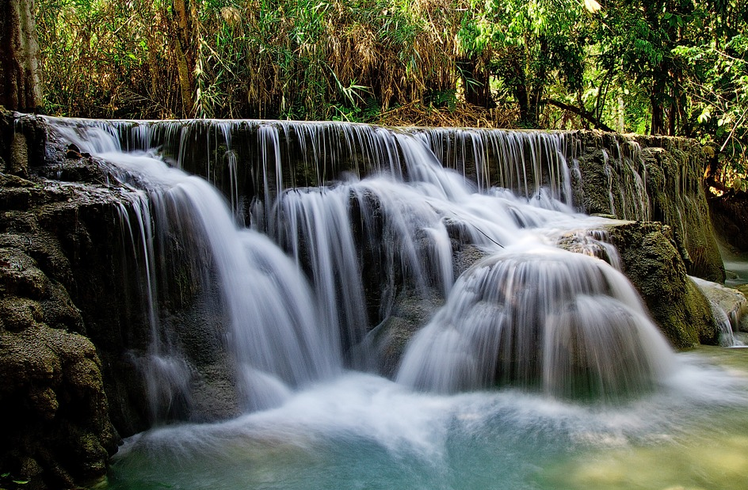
{"left": 572, "top": 132, "right": 724, "bottom": 283}
{"left": 0, "top": 111, "right": 253, "bottom": 489}
{"left": 0, "top": 111, "right": 148, "bottom": 489}
{"left": 605, "top": 221, "right": 718, "bottom": 348}
{"left": 0, "top": 111, "right": 728, "bottom": 488}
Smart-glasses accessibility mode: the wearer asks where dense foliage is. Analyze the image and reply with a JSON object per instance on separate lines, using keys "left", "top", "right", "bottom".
{"left": 33, "top": 0, "right": 748, "bottom": 171}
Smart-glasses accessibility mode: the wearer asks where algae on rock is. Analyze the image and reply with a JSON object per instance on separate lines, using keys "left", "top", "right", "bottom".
{"left": 1, "top": 112, "right": 126, "bottom": 489}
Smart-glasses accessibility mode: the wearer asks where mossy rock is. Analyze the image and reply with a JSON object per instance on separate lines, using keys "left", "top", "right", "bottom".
{"left": 0, "top": 247, "right": 50, "bottom": 299}
{"left": 0, "top": 325, "right": 118, "bottom": 488}
{"left": 692, "top": 277, "right": 747, "bottom": 333}
{"left": 606, "top": 221, "right": 718, "bottom": 348}
{"left": 0, "top": 297, "right": 44, "bottom": 335}
{"left": 573, "top": 132, "right": 724, "bottom": 283}
{"left": 367, "top": 287, "right": 444, "bottom": 378}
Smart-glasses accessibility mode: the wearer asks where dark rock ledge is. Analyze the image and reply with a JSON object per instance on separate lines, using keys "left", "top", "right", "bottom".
{"left": 1, "top": 110, "right": 130, "bottom": 489}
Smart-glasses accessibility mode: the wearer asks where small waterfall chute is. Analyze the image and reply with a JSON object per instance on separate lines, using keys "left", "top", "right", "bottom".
{"left": 396, "top": 246, "right": 676, "bottom": 401}
{"left": 56, "top": 124, "right": 344, "bottom": 416}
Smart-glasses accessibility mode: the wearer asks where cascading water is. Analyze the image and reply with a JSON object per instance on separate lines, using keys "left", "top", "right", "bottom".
{"left": 53, "top": 123, "right": 342, "bottom": 416}
{"left": 41, "top": 117, "right": 748, "bottom": 490}
{"left": 47, "top": 117, "right": 684, "bottom": 404}
{"left": 396, "top": 246, "right": 675, "bottom": 400}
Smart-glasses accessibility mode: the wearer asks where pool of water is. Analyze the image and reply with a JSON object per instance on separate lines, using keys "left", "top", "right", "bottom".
{"left": 721, "top": 247, "right": 748, "bottom": 287}
{"left": 104, "top": 347, "right": 748, "bottom": 490}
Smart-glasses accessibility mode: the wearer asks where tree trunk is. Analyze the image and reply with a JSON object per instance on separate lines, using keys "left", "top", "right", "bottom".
{"left": 457, "top": 58, "right": 494, "bottom": 108}
{"left": 527, "top": 37, "right": 549, "bottom": 128}
{"left": 501, "top": 49, "right": 531, "bottom": 127}
{"left": 651, "top": 93, "right": 665, "bottom": 135}
{"left": 170, "top": 0, "right": 196, "bottom": 117}
{"left": 513, "top": 78, "right": 530, "bottom": 126}
{"left": 0, "top": 0, "right": 43, "bottom": 111}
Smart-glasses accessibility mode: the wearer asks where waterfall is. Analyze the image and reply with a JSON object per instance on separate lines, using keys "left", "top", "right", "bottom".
{"left": 690, "top": 276, "right": 746, "bottom": 348}
{"left": 52, "top": 123, "right": 342, "bottom": 417}
{"left": 395, "top": 246, "right": 675, "bottom": 400}
{"left": 45, "top": 117, "right": 681, "bottom": 418}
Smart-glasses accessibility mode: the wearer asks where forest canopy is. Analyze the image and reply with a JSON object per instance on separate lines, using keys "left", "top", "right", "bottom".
{"left": 30, "top": 0, "right": 748, "bottom": 172}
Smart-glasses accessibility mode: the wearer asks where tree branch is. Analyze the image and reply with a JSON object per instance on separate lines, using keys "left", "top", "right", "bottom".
{"left": 542, "top": 98, "right": 615, "bottom": 132}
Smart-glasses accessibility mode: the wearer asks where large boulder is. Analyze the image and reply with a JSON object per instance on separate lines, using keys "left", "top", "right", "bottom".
{"left": 0, "top": 244, "right": 118, "bottom": 488}
{"left": 605, "top": 221, "right": 719, "bottom": 348}
{"left": 691, "top": 276, "right": 748, "bottom": 346}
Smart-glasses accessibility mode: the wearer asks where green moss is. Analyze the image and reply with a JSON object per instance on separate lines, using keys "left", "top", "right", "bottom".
{"left": 0, "top": 296, "right": 42, "bottom": 332}
{"left": 0, "top": 328, "right": 62, "bottom": 390}
{"left": 0, "top": 248, "right": 50, "bottom": 299}
{"left": 27, "top": 386, "right": 59, "bottom": 421}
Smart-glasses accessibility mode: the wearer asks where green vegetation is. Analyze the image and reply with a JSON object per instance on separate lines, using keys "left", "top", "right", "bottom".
{"left": 35, "top": 0, "right": 460, "bottom": 120}
{"left": 0, "top": 472, "right": 29, "bottom": 490}
{"left": 31, "top": 0, "right": 748, "bottom": 169}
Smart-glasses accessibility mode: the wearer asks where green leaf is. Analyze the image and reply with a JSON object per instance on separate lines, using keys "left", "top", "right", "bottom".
{"left": 698, "top": 108, "right": 711, "bottom": 124}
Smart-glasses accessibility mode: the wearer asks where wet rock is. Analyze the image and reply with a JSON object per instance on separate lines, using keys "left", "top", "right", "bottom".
{"left": 367, "top": 286, "right": 444, "bottom": 378}
{"left": 0, "top": 296, "right": 43, "bottom": 331}
{"left": 452, "top": 243, "right": 488, "bottom": 278}
{"left": 189, "top": 361, "right": 242, "bottom": 422}
{"left": 693, "top": 278, "right": 748, "bottom": 334}
{"left": 65, "top": 143, "right": 84, "bottom": 159}
{"left": 40, "top": 282, "right": 84, "bottom": 332}
{"left": 1, "top": 110, "right": 45, "bottom": 177}
{"left": 0, "top": 113, "right": 129, "bottom": 488}
{"left": 0, "top": 247, "right": 50, "bottom": 299}
{"left": 605, "top": 221, "right": 718, "bottom": 348}
{"left": 365, "top": 243, "right": 487, "bottom": 377}
{"left": 556, "top": 228, "right": 621, "bottom": 267}
{"left": 573, "top": 133, "right": 724, "bottom": 282}
{"left": 0, "top": 325, "right": 119, "bottom": 487}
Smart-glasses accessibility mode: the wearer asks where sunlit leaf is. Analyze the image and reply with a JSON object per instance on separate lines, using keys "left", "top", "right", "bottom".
{"left": 584, "top": 0, "right": 601, "bottom": 13}
{"left": 698, "top": 108, "right": 711, "bottom": 124}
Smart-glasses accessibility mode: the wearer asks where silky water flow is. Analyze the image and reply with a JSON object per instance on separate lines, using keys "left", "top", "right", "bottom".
{"left": 48, "top": 118, "right": 748, "bottom": 490}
